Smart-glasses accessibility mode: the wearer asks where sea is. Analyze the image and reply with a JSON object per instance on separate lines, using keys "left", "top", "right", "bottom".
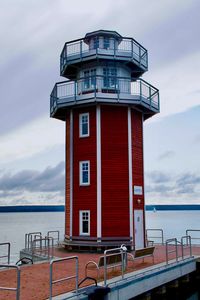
{"left": 0, "top": 210, "right": 200, "bottom": 299}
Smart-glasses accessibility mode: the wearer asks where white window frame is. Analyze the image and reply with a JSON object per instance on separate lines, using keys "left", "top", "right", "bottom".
{"left": 79, "top": 210, "right": 90, "bottom": 235}
{"left": 79, "top": 113, "right": 89, "bottom": 138}
{"left": 79, "top": 161, "right": 90, "bottom": 186}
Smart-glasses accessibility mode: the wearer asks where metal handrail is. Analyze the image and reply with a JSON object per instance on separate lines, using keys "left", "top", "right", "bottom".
{"left": 47, "top": 230, "right": 60, "bottom": 246}
{"left": 31, "top": 237, "right": 54, "bottom": 262}
{"left": 146, "top": 229, "right": 164, "bottom": 245}
{"left": 0, "top": 242, "right": 10, "bottom": 265}
{"left": 166, "top": 238, "right": 178, "bottom": 264}
{"left": 0, "top": 264, "right": 20, "bottom": 300}
{"left": 50, "top": 76, "right": 159, "bottom": 115}
{"left": 25, "top": 232, "right": 42, "bottom": 250}
{"left": 186, "top": 229, "right": 200, "bottom": 244}
{"left": 181, "top": 235, "right": 192, "bottom": 259}
{"left": 60, "top": 36, "right": 148, "bottom": 73}
{"left": 104, "top": 245, "right": 127, "bottom": 286}
{"left": 49, "top": 256, "right": 78, "bottom": 300}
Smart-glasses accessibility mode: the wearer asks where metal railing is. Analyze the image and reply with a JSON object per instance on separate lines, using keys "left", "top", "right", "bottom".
{"left": 186, "top": 229, "right": 200, "bottom": 245}
{"left": 0, "top": 242, "right": 10, "bottom": 265}
{"left": 181, "top": 235, "right": 192, "bottom": 259}
{"left": 104, "top": 245, "right": 127, "bottom": 286}
{"left": 31, "top": 237, "right": 54, "bottom": 262}
{"left": 146, "top": 229, "right": 164, "bottom": 245}
{"left": 60, "top": 36, "right": 148, "bottom": 73}
{"left": 47, "top": 230, "right": 60, "bottom": 246}
{"left": 0, "top": 264, "right": 20, "bottom": 300}
{"left": 166, "top": 238, "right": 178, "bottom": 264}
{"left": 50, "top": 76, "right": 159, "bottom": 115}
{"left": 25, "top": 232, "right": 42, "bottom": 250}
{"left": 49, "top": 256, "right": 79, "bottom": 300}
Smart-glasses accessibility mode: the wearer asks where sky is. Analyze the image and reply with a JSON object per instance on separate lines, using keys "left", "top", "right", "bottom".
{"left": 0, "top": 0, "right": 200, "bottom": 205}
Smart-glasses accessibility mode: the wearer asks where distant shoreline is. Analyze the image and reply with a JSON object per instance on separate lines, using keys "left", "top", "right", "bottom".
{"left": 0, "top": 204, "right": 200, "bottom": 212}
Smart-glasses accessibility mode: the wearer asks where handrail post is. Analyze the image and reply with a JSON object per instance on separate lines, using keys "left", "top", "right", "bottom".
{"left": 50, "top": 261, "right": 53, "bottom": 300}
{"left": 75, "top": 257, "right": 79, "bottom": 294}
{"left": 140, "top": 80, "right": 142, "bottom": 103}
{"left": 74, "top": 81, "right": 77, "bottom": 102}
{"left": 16, "top": 267, "right": 21, "bottom": 300}
{"left": 80, "top": 40, "right": 82, "bottom": 59}
{"left": 104, "top": 252, "right": 107, "bottom": 286}
{"left": 8, "top": 243, "right": 10, "bottom": 265}
{"left": 149, "top": 86, "right": 152, "bottom": 108}
{"left": 139, "top": 46, "right": 141, "bottom": 66}
{"left": 175, "top": 238, "right": 178, "bottom": 262}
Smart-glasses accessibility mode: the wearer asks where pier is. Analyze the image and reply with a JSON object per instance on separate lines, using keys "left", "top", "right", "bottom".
{"left": 1, "top": 231, "right": 200, "bottom": 299}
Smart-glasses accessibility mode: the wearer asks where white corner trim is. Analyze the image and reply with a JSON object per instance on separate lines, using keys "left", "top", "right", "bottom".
{"left": 70, "top": 110, "right": 73, "bottom": 238}
{"left": 96, "top": 105, "right": 102, "bottom": 239}
{"left": 128, "top": 107, "right": 133, "bottom": 240}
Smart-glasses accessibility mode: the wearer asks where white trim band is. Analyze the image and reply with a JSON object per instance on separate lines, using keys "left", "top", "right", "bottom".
{"left": 128, "top": 107, "right": 133, "bottom": 241}
{"left": 70, "top": 110, "right": 73, "bottom": 238}
{"left": 96, "top": 105, "right": 102, "bottom": 240}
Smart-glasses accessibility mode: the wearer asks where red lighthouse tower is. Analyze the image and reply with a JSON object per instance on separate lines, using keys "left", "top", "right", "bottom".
{"left": 50, "top": 30, "right": 159, "bottom": 250}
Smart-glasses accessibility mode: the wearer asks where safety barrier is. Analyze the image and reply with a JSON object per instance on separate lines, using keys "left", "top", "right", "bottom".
{"left": 25, "top": 232, "right": 42, "bottom": 250}
{"left": 49, "top": 256, "right": 79, "bottom": 300}
{"left": 166, "top": 238, "right": 178, "bottom": 264}
{"left": 0, "top": 242, "right": 10, "bottom": 265}
{"left": 47, "top": 230, "right": 60, "bottom": 245}
{"left": 31, "top": 237, "right": 54, "bottom": 262}
{"left": 0, "top": 264, "right": 20, "bottom": 300}
{"left": 166, "top": 236, "right": 193, "bottom": 264}
{"left": 186, "top": 229, "right": 200, "bottom": 245}
{"left": 181, "top": 235, "right": 192, "bottom": 260}
{"left": 104, "top": 245, "right": 127, "bottom": 286}
{"left": 146, "top": 229, "right": 164, "bottom": 245}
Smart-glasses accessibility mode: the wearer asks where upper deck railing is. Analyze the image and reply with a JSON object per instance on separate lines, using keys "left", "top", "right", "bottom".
{"left": 50, "top": 76, "right": 159, "bottom": 118}
{"left": 60, "top": 37, "right": 148, "bottom": 74}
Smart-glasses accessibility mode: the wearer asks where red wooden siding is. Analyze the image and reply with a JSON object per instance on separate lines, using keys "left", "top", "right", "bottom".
{"left": 72, "top": 106, "right": 97, "bottom": 237}
{"left": 101, "top": 105, "right": 129, "bottom": 237}
{"left": 65, "top": 112, "right": 70, "bottom": 238}
{"left": 131, "top": 110, "right": 144, "bottom": 210}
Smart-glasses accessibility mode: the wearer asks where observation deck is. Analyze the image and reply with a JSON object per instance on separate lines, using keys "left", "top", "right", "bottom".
{"left": 60, "top": 30, "right": 148, "bottom": 79}
{"left": 50, "top": 76, "right": 159, "bottom": 120}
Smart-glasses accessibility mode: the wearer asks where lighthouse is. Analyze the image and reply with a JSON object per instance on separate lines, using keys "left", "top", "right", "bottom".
{"left": 50, "top": 30, "right": 159, "bottom": 250}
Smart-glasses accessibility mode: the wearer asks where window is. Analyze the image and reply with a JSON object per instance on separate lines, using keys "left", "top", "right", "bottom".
{"left": 84, "top": 70, "right": 90, "bottom": 89}
{"left": 93, "top": 37, "right": 99, "bottom": 49}
{"left": 83, "top": 69, "right": 96, "bottom": 90}
{"left": 79, "top": 211, "right": 90, "bottom": 235}
{"left": 103, "top": 67, "right": 117, "bottom": 88}
{"left": 80, "top": 161, "right": 90, "bottom": 185}
{"left": 104, "top": 37, "right": 110, "bottom": 49}
{"left": 79, "top": 113, "right": 89, "bottom": 137}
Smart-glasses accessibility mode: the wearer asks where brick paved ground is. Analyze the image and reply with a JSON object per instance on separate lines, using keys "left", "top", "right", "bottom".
{"left": 0, "top": 245, "right": 200, "bottom": 300}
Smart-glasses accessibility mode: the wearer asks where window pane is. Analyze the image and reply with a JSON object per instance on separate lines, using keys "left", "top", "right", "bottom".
{"left": 104, "top": 37, "right": 109, "bottom": 49}
{"left": 94, "top": 37, "right": 99, "bottom": 49}
{"left": 82, "top": 220, "right": 88, "bottom": 233}
{"left": 82, "top": 170, "right": 88, "bottom": 183}
{"left": 81, "top": 114, "right": 88, "bottom": 136}
{"left": 82, "top": 123, "right": 88, "bottom": 135}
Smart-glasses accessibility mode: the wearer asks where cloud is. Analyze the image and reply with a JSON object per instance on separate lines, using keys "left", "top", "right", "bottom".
{"left": 145, "top": 170, "right": 200, "bottom": 204}
{"left": 146, "top": 171, "right": 171, "bottom": 183}
{"left": 0, "top": 162, "right": 65, "bottom": 199}
{"left": 158, "top": 151, "right": 175, "bottom": 161}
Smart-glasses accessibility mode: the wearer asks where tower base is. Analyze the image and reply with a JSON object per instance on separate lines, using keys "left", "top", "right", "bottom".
{"left": 63, "top": 236, "right": 133, "bottom": 252}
